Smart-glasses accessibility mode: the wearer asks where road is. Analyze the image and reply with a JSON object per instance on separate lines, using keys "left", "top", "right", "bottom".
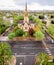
{"left": 44, "top": 31, "right": 54, "bottom": 56}
{"left": 3, "top": 25, "right": 14, "bottom": 36}
{"left": 0, "top": 23, "right": 54, "bottom": 65}
{"left": 8, "top": 41, "right": 46, "bottom": 65}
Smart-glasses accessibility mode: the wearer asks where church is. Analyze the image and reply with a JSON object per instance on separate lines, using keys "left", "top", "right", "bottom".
{"left": 18, "top": 3, "right": 35, "bottom": 31}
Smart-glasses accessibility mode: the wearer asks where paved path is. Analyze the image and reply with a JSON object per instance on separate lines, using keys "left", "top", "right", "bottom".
{"left": 8, "top": 41, "right": 47, "bottom": 65}
{"left": 0, "top": 36, "right": 9, "bottom": 41}
{"left": 3, "top": 25, "right": 14, "bottom": 36}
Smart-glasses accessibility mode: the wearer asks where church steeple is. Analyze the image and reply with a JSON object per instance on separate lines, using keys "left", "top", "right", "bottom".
{"left": 24, "top": 3, "right": 29, "bottom": 23}
{"left": 25, "top": 3, "right": 27, "bottom": 11}
{"left": 24, "top": 3, "right": 28, "bottom": 17}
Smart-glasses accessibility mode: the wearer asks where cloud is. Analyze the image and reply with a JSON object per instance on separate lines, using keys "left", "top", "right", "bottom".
{"left": 0, "top": 0, "right": 17, "bottom": 10}
{"left": 28, "top": 2, "right": 54, "bottom": 10}
{"left": 0, "top": 0, "right": 54, "bottom": 10}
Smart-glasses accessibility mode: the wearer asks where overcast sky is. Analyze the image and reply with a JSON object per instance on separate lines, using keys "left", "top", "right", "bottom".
{"left": 0, "top": 0, "right": 54, "bottom": 10}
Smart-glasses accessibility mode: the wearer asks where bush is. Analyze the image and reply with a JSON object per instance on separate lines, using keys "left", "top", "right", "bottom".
{"left": 47, "top": 62, "right": 54, "bottom": 65}
{"left": 34, "top": 18, "right": 43, "bottom": 28}
{"left": 4, "top": 21, "right": 11, "bottom": 27}
{"left": 51, "top": 15, "right": 54, "bottom": 18}
{"left": 13, "top": 22, "right": 18, "bottom": 27}
{"left": 48, "top": 25, "right": 54, "bottom": 36}
{"left": 42, "top": 21, "right": 47, "bottom": 25}
{"left": 0, "top": 18, "right": 3, "bottom": 26}
{"left": 0, "top": 27, "right": 6, "bottom": 34}
{"left": 0, "top": 42, "right": 12, "bottom": 65}
{"left": 0, "top": 26, "right": 7, "bottom": 34}
{"left": 15, "top": 29, "right": 25, "bottom": 36}
{"left": 8, "top": 33, "right": 15, "bottom": 39}
{"left": 13, "top": 15, "right": 19, "bottom": 22}
{"left": 28, "top": 28, "right": 34, "bottom": 36}
{"left": 36, "top": 52, "right": 50, "bottom": 65}
{"left": 29, "top": 15, "right": 33, "bottom": 20}
{"left": 22, "top": 32, "right": 28, "bottom": 37}
{"left": 39, "top": 15, "right": 44, "bottom": 19}
{"left": 18, "top": 15, "right": 24, "bottom": 20}
{"left": 51, "top": 20, "right": 54, "bottom": 24}
{"left": 13, "top": 15, "right": 24, "bottom": 22}
{"left": 34, "top": 31, "right": 44, "bottom": 40}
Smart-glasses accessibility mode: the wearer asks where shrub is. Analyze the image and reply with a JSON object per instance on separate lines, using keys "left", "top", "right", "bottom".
{"left": 0, "top": 42, "right": 12, "bottom": 65}
{"left": 34, "top": 31, "right": 44, "bottom": 40}
{"left": 22, "top": 32, "right": 28, "bottom": 37}
{"left": 28, "top": 28, "right": 34, "bottom": 36}
{"left": 13, "top": 22, "right": 18, "bottom": 27}
{"left": 0, "top": 26, "right": 7, "bottom": 34}
{"left": 15, "top": 29, "right": 25, "bottom": 36}
{"left": 37, "top": 52, "right": 50, "bottom": 65}
{"left": 0, "top": 18, "right": 3, "bottom": 26}
{"left": 29, "top": 15, "right": 33, "bottom": 20}
{"left": 39, "top": 15, "right": 44, "bottom": 19}
{"left": 42, "top": 21, "right": 47, "bottom": 25}
{"left": 51, "top": 15, "right": 54, "bottom": 18}
{"left": 13, "top": 15, "right": 19, "bottom": 22}
{"left": 8, "top": 33, "right": 15, "bottom": 39}
{"left": 51, "top": 20, "right": 54, "bottom": 24}
{"left": 34, "top": 18, "right": 43, "bottom": 28}
{"left": 0, "top": 27, "right": 6, "bottom": 34}
{"left": 48, "top": 25, "right": 54, "bottom": 36}
{"left": 18, "top": 15, "right": 24, "bottom": 20}
{"left": 4, "top": 21, "right": 11, "bottom": 27}
{"left": 47, "top": 62, "right": 54, "bottom": 65}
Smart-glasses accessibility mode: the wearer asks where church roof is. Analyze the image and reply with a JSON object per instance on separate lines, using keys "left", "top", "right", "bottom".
{"left": 29, "top": 20, "right": 35, "bottom": 24}
{"left": 18, "top": 20, "right": 35, "bottom": 24}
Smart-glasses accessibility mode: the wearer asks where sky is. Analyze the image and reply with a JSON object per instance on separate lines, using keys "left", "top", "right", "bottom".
{"left": 0, "top": 0, "right": 54, "bottom": 10}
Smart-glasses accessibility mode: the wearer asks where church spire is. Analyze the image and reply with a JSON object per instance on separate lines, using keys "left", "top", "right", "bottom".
{"left": 25, "top": 3, "right": 27, "bottom": 11}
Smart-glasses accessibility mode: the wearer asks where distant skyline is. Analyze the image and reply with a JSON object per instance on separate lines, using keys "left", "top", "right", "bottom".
{"left": 0, "top": 0, "right": 54, "bottom": 10}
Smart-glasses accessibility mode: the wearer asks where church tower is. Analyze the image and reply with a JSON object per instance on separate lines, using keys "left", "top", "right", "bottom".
{"left": 24, "top": 3, "right": 29, "bottom": 23}
{"left": 18, "top": 3, "right": 35, "bottom": 32}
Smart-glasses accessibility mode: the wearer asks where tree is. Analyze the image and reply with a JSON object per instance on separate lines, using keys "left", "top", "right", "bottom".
{"left": 51, "top": 20, "right": 54, "bottom": 24}
{"left": 8, "top": 33, "right": 15, "bottom": 39}
{"left": 35, "top": 52, "right": 50, "bottom": 65}
{"left": 13, "top": 15, "right": 19, "bottom": 22}
{"left": 0, "top": 17, "right": 3, "bottom": 27}
{"left": 13, "top": 22, "right": 18, "bottom": 27}
{"left": 29, "top": 15, "right": 33, "bottom": 21}
{"left": 28, "top": 28, "right": 34, "bottom": 36}
{"left": 15, "top": 29, "right": 25, "bottom": 36}
{"left": 34, "top": 18, "right": 43, "bottom": 28}
{"left": 39, "top": 15, "right": 44, "bottom": 19}
{"left": 51, "top": 15, "right": 54, "bottom": 18}
{"left": 34, "top": 31, "right": 44, "bottom": 40}
{"left": 18, "top": 15, "right": 24, "bottom": 20}
{"left": 4, "top": 21, "right": 11, "bottom": 27}
{"left": 48, "top": 25, "right": 54, "bottom": 36}
{"left": 0, "top": 42, "right": 12, "bottom": 65}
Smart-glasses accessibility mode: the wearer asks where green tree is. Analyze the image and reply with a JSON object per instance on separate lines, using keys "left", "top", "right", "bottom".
{"left": 13, "top": 22, "right": 18, "bottom": 27}
{"left": 8, "top": 33, "right": 15, "bottom": 39}
{"left": 15, "top": 29, "right": 25, "bottom": 36}
{"left": 48, "top": 25, "right": 54, "bottom": 36}
{"left": 29, "top": 15, "right": 33, "bottom": 20}
{"left": 0, "top": 42, "right": 12, "bottom": 65}
{"left": 18, "top": 15, "right": 24, "bottom": 20}
{"left": 34, "top": 18, "right": 43, "bottom": 28}
{"left": 37, "top": 52, "right": 50, "bottom": 65}
{"left": 0, "top": 18, "right": 3, "bottom": 27}
{"left": 39, "top": 15, "right": 44, "bottom": 19}
{"left": 34, "top": 31, "right": 44, "bottom": 40}
{"left": 4, "top": 21, "right": 11, "bottom": 27}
